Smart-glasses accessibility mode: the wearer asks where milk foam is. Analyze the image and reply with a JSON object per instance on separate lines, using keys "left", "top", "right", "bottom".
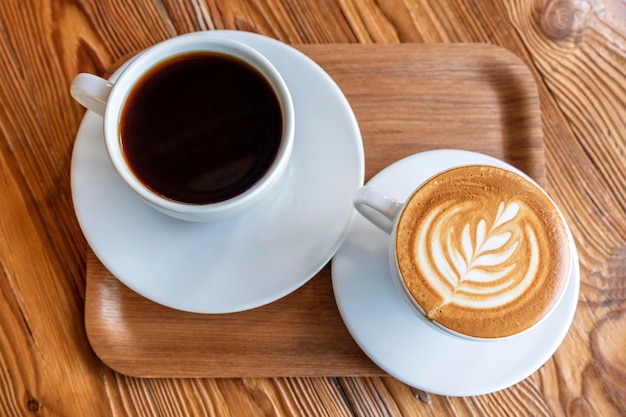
{"left": 415, "top": 200, "right": 539, "bottom": 311}
{"left": 395, "top": 165, "right": 570, "bottom": 338}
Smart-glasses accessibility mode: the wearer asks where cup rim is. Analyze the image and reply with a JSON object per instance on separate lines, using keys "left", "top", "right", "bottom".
{"left": 102, "top": 34, "right": 295, "bottom": 220}
{"left": 388, "top": 163, "right": 573, "bottom": 342}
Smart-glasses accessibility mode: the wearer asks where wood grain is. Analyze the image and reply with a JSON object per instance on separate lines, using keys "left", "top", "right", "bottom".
{"left": 84, "top": 42, "right": 543, "bottom": 378}
{"left": 86, "top": 255, "right": 383, "bottom": 378}
{"left": 0, "top": 0, "right": 623, "bottom": 416}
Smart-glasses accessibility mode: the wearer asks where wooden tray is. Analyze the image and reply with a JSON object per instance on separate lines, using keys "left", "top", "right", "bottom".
{"left": 84, "top": 43, "right": 543, "bottom": 378}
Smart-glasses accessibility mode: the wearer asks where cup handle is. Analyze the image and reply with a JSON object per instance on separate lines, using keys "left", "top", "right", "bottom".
{"left": 353, "top": 186, "right": 403, "bottom": 235}
{"left": 69, "top": 73, "right": 113, "bottom": 116}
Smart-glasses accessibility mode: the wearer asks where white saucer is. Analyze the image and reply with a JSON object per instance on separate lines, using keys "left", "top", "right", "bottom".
{"left": 71, "top": 31, "right": 364, "bottom": 313}
{"left": 331, "top": 150, "right": 580, "bottom": 396}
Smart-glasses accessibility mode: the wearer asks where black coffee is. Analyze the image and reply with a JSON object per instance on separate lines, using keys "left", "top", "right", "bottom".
{"left": 120, "top": 51, "right": 283, "bottom": 204}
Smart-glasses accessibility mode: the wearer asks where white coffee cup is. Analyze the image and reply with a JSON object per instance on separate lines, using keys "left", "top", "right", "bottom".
{"left": 70, "top": 33, "right": 294, "bottom": 222}
{"left": 354, "top": 160, "right": 572, "bottom": 341}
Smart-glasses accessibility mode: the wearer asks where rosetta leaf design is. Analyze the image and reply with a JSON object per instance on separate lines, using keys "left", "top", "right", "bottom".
{"left": 454, "top": 202, "right": 520, "bottom": 285}
{"left": 494, "top": 201, "right": 519, "bottom": 229}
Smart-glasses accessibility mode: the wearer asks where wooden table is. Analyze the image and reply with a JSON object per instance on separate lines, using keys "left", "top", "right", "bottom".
{"left": 0, "top": 0, "right": 624, "bottom": 416}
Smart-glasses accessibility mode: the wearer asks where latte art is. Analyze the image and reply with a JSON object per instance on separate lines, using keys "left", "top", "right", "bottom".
{"left": 396, "top": 165, "right": 570, "bottom": 338}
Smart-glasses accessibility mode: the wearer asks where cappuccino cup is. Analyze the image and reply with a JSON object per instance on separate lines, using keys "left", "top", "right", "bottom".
{"left": 354, "top": 163, "right": 572, "bottom": 341}
{"left": 70, "top": 33, "right": 294, "bottom": 222}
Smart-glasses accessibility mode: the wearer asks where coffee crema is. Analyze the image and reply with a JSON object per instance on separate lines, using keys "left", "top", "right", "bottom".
{"left": 395, "top": 165, "right": 571, "bottom": 338}
{"left": 120, "top": 51, "right": 282, "bottom": 205}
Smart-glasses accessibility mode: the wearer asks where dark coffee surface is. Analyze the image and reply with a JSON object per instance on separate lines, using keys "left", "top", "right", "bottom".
{"left": 120, "top": 52, "right": 282, "bottom": 204}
